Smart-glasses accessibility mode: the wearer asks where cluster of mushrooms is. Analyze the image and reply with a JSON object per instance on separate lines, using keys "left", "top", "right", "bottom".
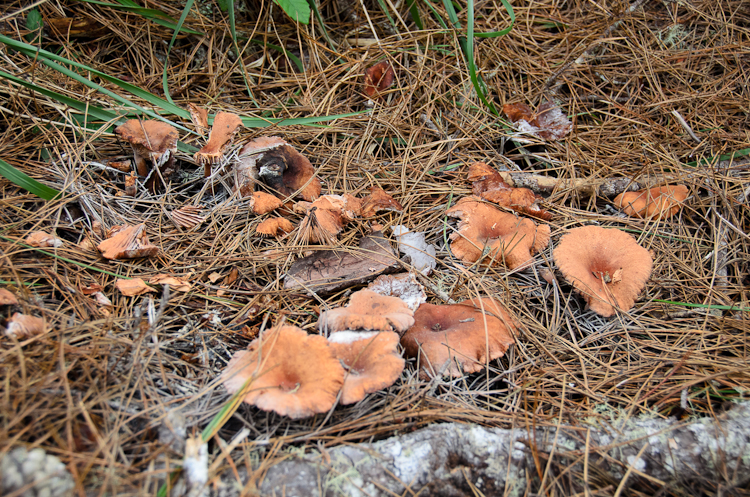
{"left": 110, "top": 108, "right": 689, "bottom": 420}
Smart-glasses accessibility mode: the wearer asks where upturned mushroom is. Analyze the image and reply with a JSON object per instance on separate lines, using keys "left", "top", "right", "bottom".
{"left": 115, "top": 119, "right": 178, "bottom": 192}
{"left": 446, "top": 197, "right": 550, "bottom": 269}
{"left": 553, "top": 225, "right": 653, "bottom": 317}
{"left": 401, "top": 297, "right": 518, "bottom": 378}
{"left": 221, "top": 325, "right": 345, "bottom": 419}
{"left": 318, "top": 289, "right": 415, "bottom": 334}
{"left": 235, "top": 136, "right": 321, "bottom": 201}
{"left": 613, "top": 185, "right": 688, "bottom": 220}
{"left": 327, "top": 331, "right": 404, "bottom": 405}
{"left": 468, "top": 162, "right": 550, "bottom": 220}
{"left": 194, "top": 111, "right": 243, "bottom": 177}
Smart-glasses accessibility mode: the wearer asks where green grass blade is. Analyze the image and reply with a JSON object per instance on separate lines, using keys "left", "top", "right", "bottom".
{"left": 240, "top": 110, "right": 368, "bottom": 128}
{"left": 465, "top": 0, "right": 498, "bottom": 115}
{"left": 475, "top": 0, "right": 514, "bottom": 37}
{"left": 407, "top": 0, "right": 424, "bottom": 29}
{"left": 308, "top": 0, "right": 336, "bottom": 53}
{"left": 686, "top": 147, "right": 750, "bottom": 168}
{"left": 162, "top": 0, "right": 196, "bottom": 105}
{"left": 78, "top": 0, "right": 203, "bottom": 34}
{"left": 421, "top": 0, "right": 448, "bottom": 29}
{"left": 0, "top": 159, "right": 61, "bottom": 201}
{"left": 654, "top": 299, "right": 750, "bottom": 312}
{"left": 226, "top": 0, "right": 258, "bottom": 105}
{"left": 249, "top": 40, "right": 304, "bottom": 72}
{"left": 440, "top": 0, "right": 461, "bottom": 29}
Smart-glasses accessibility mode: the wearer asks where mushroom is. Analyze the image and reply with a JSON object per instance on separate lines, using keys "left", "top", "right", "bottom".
{"left": 613, "top": 185, "right": 689, "bottom": 220}
{"left": 249, "top": 191, "right": 283, "bottom": 215}
{"left": 220, "top": 326, "right": 345, "bottom": 419}
{"left": 295, "top": 194, "right": 361, "bottom": 244}
{"left": 5, "top": 313, "right": 47, "bottom": 339}
{"left": 468, "top": 162, "right": 551, "bottom": 220}
{"left": 317, "top": 289, "right": 415, "bottom": 334}
{"left": 256, "top": 217, "right": 294, "bottom": 237}
{"left": 446, "top": 197, "right": 550, "bottom": 270}
{"left": 400, "top": 297, "right": 518, "bottom": 378}
{"left": 367, "top": 272, "right": 427, "bottom": 311}
{"left": 361, "top": 187, "right": 403, "bottom": 217}
{"left": 0, "top": 289, "right": 18, "bottom": 306}
{"left": 114, "top": 119, "right": 178, "bottom": 192}
{"left": 503, "top": 101, "right": 572, "bottom": 141}
{"left": 171, "top": 205, "right": 206, "bottom": 229}
{"left": 25, "top": 231, "right": 63, "bottom": 248}
{"left": 328, "top": 331, "right": 405, "bottom": 405}
{"left": 187, "top": 103, "right": 209, "bottom": 133}
{"left": 553, "top": 225, "right": 653, "bottom": 317}
{"left": 97, "top": 224, "right": 158, "bottom": 260}
{"left": 236, "top": 136, "right": 321, "bottom": 201}
{"left": 194, "top": 111, "right": 243, "bottom": 177}
{"left": 364, "top": 61, "right": 395, "bottom": 99}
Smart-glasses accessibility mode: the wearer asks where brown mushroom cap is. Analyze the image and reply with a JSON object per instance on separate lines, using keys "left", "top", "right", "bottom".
{"left": 361, "top": 187, "right": 403, "bottom": 217}
{"left": 318, "top": 289, "right": 415, "bottom": 333}
{"left": 468, "top": 162, "right": 550, "bottom": 220}
{"left": 115, "top": 120, "right": 178, "bottom": 177}
{"left": 5, "top": 312, "right": 47, "bottom": 339}
{"left": 221, "top": 325, "right": 345, "bottom": 419}
{"left": 446, "top": 197, "right": 550, "bottom": 269}
{"left": 328, "top": 331, "right": 405, "bottom": 405}
{"left": 614, "top": 185, "right": 688, "bottom": 220}
{"left": 553, "top": 225, "right": 653, "bottom": 317}
{"left": 256, "top": 217, "right": 294, "bottom": 237}
{"left": 187, "top": 103, "right": 209, "bottom": 132}
{"left": 238, "top": 136, "right": 321, "bottom": 201}
{"left": 400, "top": 298, "right": 518, "bottom": 378}
{"left": 195, "top": 112, "right": 243, "bottom": 177}
{"left": 250, "top": 191, "right": 283, "bottom": 215}
{"left": 364, "top": 61, "right": 395, "bottom": 99}
{"left": 295, "top": 194, "right": 361, "bottom": 243}
{"left": 0, "top": 289, "right": 18, "bottom": 306}
{"left": 97, "top": 224, "right": 158, "bottom": 260}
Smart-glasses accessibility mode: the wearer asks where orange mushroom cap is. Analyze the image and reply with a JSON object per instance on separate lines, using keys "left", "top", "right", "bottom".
{"left": 553, "top": 225, "right": 653, "bottom": 317}
{"left": 250, "top": 191, "right": 283, "bottom": 215}
{"left": 97, "top": 224, "right": 158, "bottom": 260}
{"left": 364, "top": 61, "right": 395, "bottom": 99}
{"left": 256, "top": 217, "right": 294, "bottom": 237}
{"left": 318, "top": 289, "right": 415, "bottom": 334}
{"left": 361, "top": 187, "right": 403, "bottom": 218}
{"left": 613, "top": 185, "right": 688, "bottom": 220}
{"left": 195, "top": 112, "right": 243, "bottom": 177}
{"left": 400, "top": 297, "right": 518, "bottom": 378}
{"left": 220, "top": 326, "right": 345, "bottom": 419}
{"left": 328, "top": 331, "right": 405, "bottom": 405}
{"left": 238, "top": 136, "right": 321, "bottom": 201}
{"left": 187, "top": 103, "right": 209, "bottom": 132}
{"left": 468, "top": 162, "right": 551, "bottom": 220}
{"left": 446, "top": 197, "right": 550, "bottom": 269}
{"left": 115, "top": 120, "right": 178, "bottom": 177}
{"left": 295, "top": 194, "right": 361, "bottom": 243}
{"left": 0, "top": 289, "right": 18, "bottom": 306}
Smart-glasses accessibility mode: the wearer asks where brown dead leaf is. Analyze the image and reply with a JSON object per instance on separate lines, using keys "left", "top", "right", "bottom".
{"left": 0, "top": 289, "right": 18, "bottom": 305}
{"left": 171, "top": 205, "right": 206, "bottom": 229}
{"left": 364, "top": 61, "right": 395, "bottom": 99}
{"left": 468, "top": 162, "right": 551, "bottom": 220}
{"left": 98, "top": 224, "right": 158, "bottom": 259}
{"left": 26, "top": 231, "right": 64, "bottom": 248}
{"left": 115, "top": 278, "right": 156, "bottom": 296}
{"left": 361, "top": 187, "right": 403, "bottom": 217}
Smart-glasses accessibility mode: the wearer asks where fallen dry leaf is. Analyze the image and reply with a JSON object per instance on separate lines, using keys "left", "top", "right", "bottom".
{"left": 115, "top": 278, "right": 156, "bottom": 296}
{"left": 361, "top": 187, "right": 403, "bottom": 217}
{"left": 468, "top": 162, "right": 551, "bottom": 220}
{"left": 364, "top": 61, "right": 395, "bottom": 99}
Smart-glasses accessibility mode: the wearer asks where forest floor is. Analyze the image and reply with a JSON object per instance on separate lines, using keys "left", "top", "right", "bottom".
{"left": 0, "top": 0, "right": 749, "bottom": 495}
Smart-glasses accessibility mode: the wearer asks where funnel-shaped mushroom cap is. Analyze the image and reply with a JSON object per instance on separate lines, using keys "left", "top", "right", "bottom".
{"left": 401, "top": 298, "right": 518, "bottom": 378}
{"left": 614, "top": 185, "right": 688, "bottom": 220}
{"left": 328, "top": 331, "right": 404, "bottom": 405}
{"left": 195, "top": 112, "right": 243, "bottom": 176}
{"left": 318, "top": 289, "right": 415, "bottom": 333}
{"left": 553, "top": 226, "right": 652, "bottom": 317}
{"left": 115, "top": 120, "right": 178, "bottom": 176}
{"left": 238, "top": 136, "right": 321, "bottom": 201}
{"left": 221, "top": 326, "right": 345, "bottom": 419}
{"left": 446, "top": 197, "right": 550, "bottom": 269}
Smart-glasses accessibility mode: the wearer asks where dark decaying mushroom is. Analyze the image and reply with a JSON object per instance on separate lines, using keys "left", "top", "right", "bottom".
{"left": 236, "top": 136, "right": 321, "bottom": 201}
{"left": 553, "top": 225, "right": 653, "bottom": 317}
{"left": 401, "top": 297, "right": 518, "bottom": 378}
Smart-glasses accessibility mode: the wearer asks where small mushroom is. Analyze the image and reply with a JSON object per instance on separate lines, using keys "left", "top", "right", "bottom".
{"left": 328, "top": 331, "right": 405, "bottom": 405}
{"left": 553, "top": 225, "right": 653, "bottom": 317}
{"left": 97, "top": 224, "right": 158, "bottom": 260}
{"left": 364, "top": 61, "right": 395, "bottom": 99}
{"left": 195, "top": 111, "right": 243, "bottom": 177}
{"left": 25, "top": 231, "right": 63, "bottom": 248}
{"left": 220, "top": 326, "right": 345, "bottom": 419}
{"left": 187, "top": 103, "right": 209, "bottom": 133}
{"left": 114, "top": 119, "right": 178, "bottom": 192}
{"left": 446, "top": 197, "right": 550, "bottom": 270}
{"left": 236, "top": 136, "right": 321, "bottom": 201}
{"left": 256, "top": 217, "right": 294, "bottom": 237}
{"left": 295, "top": 194, "right": 361, "bottom": 243}
{"left": 401, "top": 298, "right": 518, "bottom": 378}
{"left": 249, "top": 191, "right": 283, "bottom": 215}
{"left": 614, "top": 185, "right": 689, "bottom": 220}
{"left": 318, "top": 289, "right": 415, "bottom": 334}
{"left": 361, "top": 187, "right": 403, "bottom": 217}
{"left": 468, "top": 162, "right": 550, "bottom": 220}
